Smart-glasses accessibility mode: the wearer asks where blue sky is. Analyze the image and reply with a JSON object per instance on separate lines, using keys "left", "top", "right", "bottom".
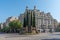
{"left": 0, "top": 0, "right": 60, "bottom": 23}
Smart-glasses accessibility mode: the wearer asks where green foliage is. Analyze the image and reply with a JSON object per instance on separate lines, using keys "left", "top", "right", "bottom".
{"left": 58, "top": 23, "right": 60, "bottom": 27}
{"left": 56, "top": 23, "right": 60, "bottom": 31}
{"left": 9, "top": 20, "right": 22, "bottom": 33}
{"left": 23, "top": 17, "right": 26, "bottom": 27}
{"left": 32, "top": 12, "right": 35, "bottom": 27}
{"left": 2, "top": 26, "right": 10, "bottom": 33}
{"left": 9, "top": 20, "right": 22, "bottom": 29}
{"left": 0, "top": 20, "right": 22, "bottom": 33}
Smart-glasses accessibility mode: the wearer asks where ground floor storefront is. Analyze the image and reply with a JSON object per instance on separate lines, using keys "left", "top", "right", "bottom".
{"left": 37, "top": 29, "right": 55, "bottom": 33}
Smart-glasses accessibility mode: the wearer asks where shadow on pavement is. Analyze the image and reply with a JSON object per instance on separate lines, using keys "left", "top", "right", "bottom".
{"left": 51, "top": 34, "right": 60, "bottom": 36}
{"left": 41, "top": 38, "right": 60, "bottom": 40}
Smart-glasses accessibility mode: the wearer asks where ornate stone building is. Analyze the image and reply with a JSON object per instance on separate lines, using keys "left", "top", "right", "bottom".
{"left": 5, "top": 16, "right": 18, "bottom": 27}
{"left": 19, "top": 6, "right": 58, "bottom": 32}
{"left": 0, "top": 23, "right": 3, "bottom": 29}
{"left": 18, "top": 14, "right": 24, "bottom": 24}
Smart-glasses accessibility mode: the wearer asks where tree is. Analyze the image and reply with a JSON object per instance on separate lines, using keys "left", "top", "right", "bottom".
{"left": 32, "top": 12, "right": 35, "bottom": 27}
{"left": 2, "top": 26, "right": 10, "bottom": 33}
{"left": 23, "top": 16, "right": 26, "bottom": 27}
{"left": 9, "top": 20, "right": 22, "bottom": 33}
{"left": 56, "top": 23, "right": 60, "bottom": 31}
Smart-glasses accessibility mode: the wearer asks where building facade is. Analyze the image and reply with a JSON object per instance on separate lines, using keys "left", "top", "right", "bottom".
{"left": 18, "top": 14, "right": 24, "bottom": 24}
{"left": 5, "top": 16, "right": 18, "bottom": 26}
{"left": 0, "top": 23, "right": 3, "bottom": 29}
{"left": 19, "top": 6, "right": 58, "bottom": 33}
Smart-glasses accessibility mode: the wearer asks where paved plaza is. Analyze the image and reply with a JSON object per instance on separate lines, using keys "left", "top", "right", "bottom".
{"left": 0, "top": 32, "right": 60, "bottom": 40}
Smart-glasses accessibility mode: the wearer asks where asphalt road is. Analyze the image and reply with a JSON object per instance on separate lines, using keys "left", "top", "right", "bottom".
{"left": 0, "top": 32, "right": 60, "bottom": 40}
